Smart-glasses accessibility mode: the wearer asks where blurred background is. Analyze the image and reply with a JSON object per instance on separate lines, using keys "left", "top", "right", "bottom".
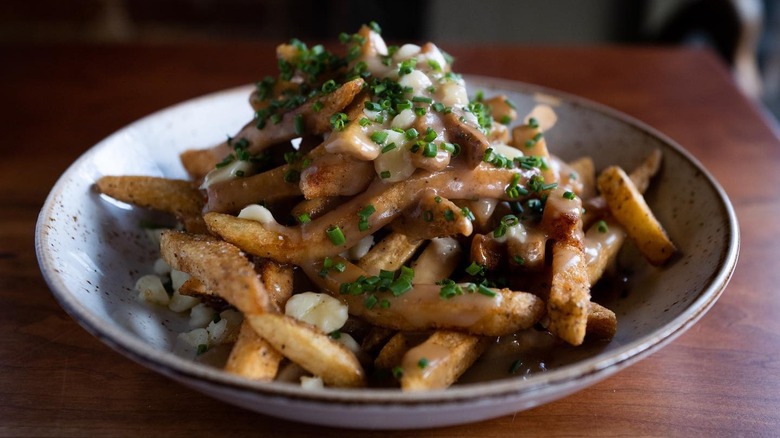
{"left": 1, "top": 0, "right": 778, "bottom": 120}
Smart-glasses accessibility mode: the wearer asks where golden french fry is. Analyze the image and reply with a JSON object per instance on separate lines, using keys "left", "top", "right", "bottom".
{"left": 510, "top": 123, "right": 555, "bottom": 184}
{"left": 357, "top": 232, "right": 422, "bottom": 275}
{"left": 253, "top": 258, "right": 294, "bottom": 311}
{"left": 587, "top": 302, "right": 617, "bottom": 341}
{"left": 159, "top": 231, "right": 272, "bottom": 315}
{"left": 629, "top": 148, "right": 663, "bottom": 194}
{"left": 442, "top": 110, "right": 490, "bottom": 169}
{"left": 181, "top": 78, "right": 366, "bottom": 179}
{"left": 374, "top": 332, "right": 413, "bottom": 369}
{"left": 360, "top": 326, "right": 397, "bottom": 355}
{"left": 411, "top": 237, "right": 461, "bottom": 284}
{"left": 206, "top": 164, "right": 538, "bottom": 265}
{"left": 400, "top": 331, "right": 490, "bottom": 391}
{"left": 299, "top": 153, "right": 375, "bottom": 200}
{"left": 597, "top": 166, "right": 676, "bottom": 266}
{"left": 244, "top": 313, "right": 365, "bottom": 388}
{"left": 178, "top": 277, "right": 228, "bottom": 310}
{"left": 392, "top": 192, "right": 473, "bottom": 241}
{"left": 547, "top": 240, "right": 591, "bottom": 346}
{"left": 95, "top": 176, "right": 206, "bottom": 233}
{"left": 225, "top": 320, "right": 284, "bottom": 380}
{"left": 303, "top": 257, "right": 545, "bottom": 336}
{"left": 568, "top": 156, "right": 596, "bottom": 199}
{"left": 583, "top": 219, "right": 626, "bottom": 285}
{"left": 205, "top": 164, "right": 302, "bottom": 214}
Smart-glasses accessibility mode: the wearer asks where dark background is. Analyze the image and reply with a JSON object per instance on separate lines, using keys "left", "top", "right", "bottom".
{"left": 2, "top": 0, "right": 778, "bottom": 119}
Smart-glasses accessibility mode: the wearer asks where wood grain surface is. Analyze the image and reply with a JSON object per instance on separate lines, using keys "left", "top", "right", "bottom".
{"left": 2, "top": 42, "right": 779, "bottom": 436}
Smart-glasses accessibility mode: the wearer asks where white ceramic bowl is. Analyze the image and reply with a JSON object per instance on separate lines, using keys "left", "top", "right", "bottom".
{"left": 35, "top": 76, "right": 739, "bottom": 429}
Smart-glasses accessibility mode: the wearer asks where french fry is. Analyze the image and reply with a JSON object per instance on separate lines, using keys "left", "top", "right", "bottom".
{"left": 586, "top": 302, "right": 617, "bottom": 341}
{"left": 180, "top": 78, "right": 366, "bottom": 179}
{"left": 159, "top": 231, "right": 272, "bottom": 315}
{"left": 95, "top": 176, "right": 206, "bottom": 233}
{"left": 583, "top": 219, "right": 626, "bottom": 285}
{"left": 392, "top": 192, "right": 473, "bottom": 241}
{"left": 299, "top": 153, "right": 375, "bottom": 200}
{"left": 357, "top": 232, "right": 422, "bottom": 275}
{"left": 629, "top": 148, "right": 663, "bottom": 194}
{"left": 303, "top": 257, "right": 545, "bottom": 336}
{"left": 567, "top": 156, "right": 596, "bottom": 199}
{"left": 400, "top": 331, "right": 490, "bottom": 391}
{"left": 244, "top": 313, "right": 365, "bottom": 388}
{"left": 374, "top": 332, "right": 413, "bottom": 369}
{"left": 411, "top": 237, "right": 461, "bottom": 284}
{"left": 225, "top": 320, "right": 284, "bottom": 380}
{"left": 206, "top": 164, "right": 539, "bottom": 265}
{"left": 547, "top": 240, "right": 591, "bottom": 346}
{"left": 597, "top": 166, "right": 676, "bottom": 265}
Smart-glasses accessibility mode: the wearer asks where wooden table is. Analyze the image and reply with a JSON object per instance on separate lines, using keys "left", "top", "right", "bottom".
{"left": 2, "top": 42, "right": 779, "bottom": 436}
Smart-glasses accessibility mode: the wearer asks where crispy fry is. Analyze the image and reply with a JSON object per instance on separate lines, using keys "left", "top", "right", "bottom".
{"left": 547, "top": 240, "right": 591, "bottom": 346}
{"left": 225, "top": 320, "right": 284, "bottom": 380}
{"left": 411, "top": 237, "right": 461, "bottom": 284}
{"left": 253, "top": 258, "right": 294, "bottom": 310}
{"left": 304, "top": 257, "right": 545, "bottom": 336}
{"left": 400, "top": 331, "right": 490, "bottom": 391}
{"left": 392, "top": 192, "right": 473, "bottom": 241}
{"left": 159, "top": 231, "right": 272, "bottom": 315}
{"left": 95, "top": 176, "right": 206, "bottom": 233}
{"left": 178, "top": 277, "right": 229, "bottom": 309}
{"left": 357, "top": 231, "right": 421, "bottom": 275}
{"left": 583, "top": 219, "right": 626, "bottom": 285}
{"left": 443, "top": 110, "right": 490, "bottom": 169}
{"left": 206, "top": 164, "right": 540, "bottom": 265}
{"left": 374, "top": 332, "right": 413, "bottom": 369}
{"left": 510, "top": 123, "right": 556, "bottom": 183}
{"left": 181, "top": 78, "right": 366, "bottom": 179}
{"left": 205, "top": 164, "right": 302, "bottom": 214}
{"left": 567, "top": 156, "right": 596, "bottom": 199}
{"left": 586, "top": 302, "right": 617, "bottom": 341}
{"left": 244, "top": 313, "right": 365, "bottom": 387}
{"left": 299, "top": 153, "right": 375, "bottom": 199}
{"left": 597, "top": 166, "right": 676, "bottom": 265}
{"left": 629, "top": 148, "right": 663, "bottom": 194}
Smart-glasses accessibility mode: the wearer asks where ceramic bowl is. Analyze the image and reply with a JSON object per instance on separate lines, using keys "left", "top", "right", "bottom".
{"left": 35, "top": 76, "right": 739, "bottom": 429}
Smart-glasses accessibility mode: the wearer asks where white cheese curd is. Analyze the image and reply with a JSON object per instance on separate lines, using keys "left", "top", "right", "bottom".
{"left": 346, "top": 234, "right": 375, "bottom": 261}
{"left": 436, "top": 79, "right": 469, "bottom": 108}
{"left": 393, "top": 44, "right": 421, "bottom": 63}
{"left": 135, "top": 274, "right": 169, "bottom": 305}
{"left": 144, "top": 228, "right": 166, "bottom": 247}
{"left": 373, "top": 134, "right": 416, "bottom": 182}
{"left": 391, "top": 108, "right": 417, "bottom": 130}
{"left": 170, "top": 269, "right": 190, "bottom": 293}
{"left": 300, "top": 376, "right": 325, "bottom": 390}
{"left": 189, "top": 303, "right": 216, "bottom": 328}
{"left": 174, "top": 328, "right": 209, "bottom": 358}
{"left": 168, "top": 290, "right": 200, "bottom": 312}
{"left": 398, "top": 69, "right": 433, "bottom": 97}
{"left": 285, "top": 292, "right": 348, "bottom": 334}
{"left": 206, "top": 318, "right": 228, "bottom": 345}
{"left": 153, "top": 258, "right": 171, "bottom": 276}
{"left": 491, "top": 143, "right": 524, "bottom": 160}
{"left": 493, "top": 221, "right": 528, "bottom": 245}
{"left": 199, "top": 159, "right": 253, "bottom": 189}
{"left": 335, "top": 332, "right": 361, "bottom": 355}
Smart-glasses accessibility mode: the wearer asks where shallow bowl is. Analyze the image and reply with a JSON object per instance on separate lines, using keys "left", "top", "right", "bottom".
{"left": 35, "top": 76, "right": 739, "bottom": 429}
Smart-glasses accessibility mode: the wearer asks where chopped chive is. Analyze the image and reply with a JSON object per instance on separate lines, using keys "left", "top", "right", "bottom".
{"left": 392, "top": 366, "right": 404, "bottom": 379}
{"left": 509, "top": 359, "right": 523, "bottom": 374}
{"left": 423, "top": 127, "right": 437, "bottom": 142}
{"left": 326, "top": 226, "right": 346, "bottom": 246}
{"left": 370, "top": 130, "right": 389, "bottom": 144}
{"left": 359, "top": 117, "right": 371, "bottom": 127}
{"left": 527, "top": 117, "right": 539, "bottom": 128}
{"left": 297, "top": 213, "right": 312, "bottom": 224}
{"left": 405, "top": 128, "right": 419, "bottom": 140}
{"left": 422, "top": 142, "right": 437, "bottom": 157}
{"left": 293, "top": 114, "right": 304, "bottom": 136}
{"left": 465, "top": 262, "right": 484, "bottom": 276}
{"left": 477, "top": 284, "right": 497, "bottom": 297}
{"left": 364, "top": 294, "right": 378, "bottom": 309}
{"left": 412, "top": 96, "right": 433, "bottom": 104}
{"left": 381, "top": 142, "right": 397, "bottom": 153}
{"left": 434, "top": 196, "right": 442, "bottom": 203}
{"left": 597, "top": 220, "right": 609, "bottom": 233}
{"left": 563, "top": 191, "right": 576, "bottom": 200}
{"left": 417, "top": 358, "right": 429, "bottom": 369}
{"left": 513, "top": 255, "right": 525, "bottom": 265}
{"left": 380, "top": 170, "right": 391, "bottom": 179}
{"left": 196, "top": 344, "right": 208, "bottom": 355}
{"left": 444, "top": 209, "right": 455, "bottom": 221}
{"left": 283, "top": 169, "right": 300, "bottom": 183}
{"left": 312, "top": 101, "right": 324, "bottom": 112}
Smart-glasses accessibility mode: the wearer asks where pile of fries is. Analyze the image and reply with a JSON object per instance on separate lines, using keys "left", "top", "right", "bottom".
{"left": 97, "top": 23, "right": 676, "bottom": 391}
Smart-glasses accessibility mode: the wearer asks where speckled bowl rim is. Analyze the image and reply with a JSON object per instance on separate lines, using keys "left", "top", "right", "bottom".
{"left": 35, "top": 75, "right": 739, "bottom": 408}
